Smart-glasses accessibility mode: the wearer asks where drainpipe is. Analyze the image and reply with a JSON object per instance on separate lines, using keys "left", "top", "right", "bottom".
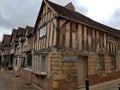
{"left": 85, "top": 57, "right": 89, "bottom": 90}
{"left": 118, "top": 83, "right": 120, "bottom": 90}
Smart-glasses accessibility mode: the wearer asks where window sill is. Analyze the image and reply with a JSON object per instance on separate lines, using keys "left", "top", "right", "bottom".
{"left": 40, "top": 72, "right": 47, "bottom": 75}
{"left": 39, "top": 35, "right": 46, "bottom": 39}
{"left": 24, "top": 68, "right": 32, "bottom": 72}
{"left": 34, "top": 71, "right": 47, "bottom": 76}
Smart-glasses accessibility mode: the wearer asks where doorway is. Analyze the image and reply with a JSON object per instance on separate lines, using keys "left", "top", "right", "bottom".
{"left": 77, "top": 56, "right": 87, "bottom": 87}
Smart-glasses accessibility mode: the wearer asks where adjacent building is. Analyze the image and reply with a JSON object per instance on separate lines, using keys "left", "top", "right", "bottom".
{"left": 1, "top": 34, "right": 11, "bottom": 70}
{"left": 19, "top": 26, "right": 34, "bottom": 82}
{"left": 13, "top": 27, "right": 26, "bottom": 71}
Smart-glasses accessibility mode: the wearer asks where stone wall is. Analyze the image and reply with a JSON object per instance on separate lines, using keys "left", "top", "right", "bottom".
{"left": 89, "top": 71, "right": 120, "bottom": 85}
{"left": 19, "top": 48, "right": 120, "bottom": 90}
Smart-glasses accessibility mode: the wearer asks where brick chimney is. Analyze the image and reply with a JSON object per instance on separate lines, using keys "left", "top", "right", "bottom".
{"left": 65, "top": 2, "right": 75, "bottom": 11}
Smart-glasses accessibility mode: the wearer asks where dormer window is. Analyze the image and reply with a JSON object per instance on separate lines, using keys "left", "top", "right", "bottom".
{"left": 40, "top": 26, "right": 46, "bottom": 37}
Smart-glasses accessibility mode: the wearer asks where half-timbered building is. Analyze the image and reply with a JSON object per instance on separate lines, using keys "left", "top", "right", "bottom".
{"left": 10, "top": 29, "right": 18, "bottom": 70}
{"left": 0, "top": 0, "right": 119, "bottom": 90}
{"left": 19, "top": 26, "right": 34, "bottom": 82}
{"left": 1, "top": 34, "right": 11, "bottom": 70}
{"left": 13, "top": 27, "right": 26, "bottom": 71}
{"left": 31, "top": 0, "right": 120, "bottom": 90}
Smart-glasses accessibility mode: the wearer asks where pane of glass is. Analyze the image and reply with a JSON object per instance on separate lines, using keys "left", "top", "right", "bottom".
{"left": 27, "top": 54, "right": 32, "bottom": 66}
{"left": 41, "top": 56, "right": 46, "bottom": 72}
{"left": 40, "top": 26, "right": 46, "bottom": 37}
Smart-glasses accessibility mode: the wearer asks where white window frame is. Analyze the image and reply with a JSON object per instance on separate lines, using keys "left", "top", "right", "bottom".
{"left": 40, "top": 26, "right": 46, "bottom": 37}
{"left": 33, "top": 55, "right": 47, "bottom": 75}
{"left": 40, "top": 55, "right": 47, "bottom": 75}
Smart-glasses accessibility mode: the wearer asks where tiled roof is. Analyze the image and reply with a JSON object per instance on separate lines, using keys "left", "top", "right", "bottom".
{"left": 46, "top": 0, "right": 120, "bottom": 37}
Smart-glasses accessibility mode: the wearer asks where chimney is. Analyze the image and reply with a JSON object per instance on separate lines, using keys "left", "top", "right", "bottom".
{"left": 65, "top": 2, "right": 75, "bottom": 11}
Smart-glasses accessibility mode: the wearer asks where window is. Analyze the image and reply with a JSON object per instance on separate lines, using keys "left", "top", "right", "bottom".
{"left": 111, "top": 55, "right": 116, "bottom": 69}
{"left": 21, "top": 57, "right": 25, "bottom": 67}
{"left": 40, "top": 26, "right": 46, "bottom": 37}
{"left": 41, "top": 56, "right": 47, "bottom": 73}
{"left": 98, "top": 54, "right": 104, "bottom": 70}
{"left": 17, "top": 42, "right": 21, "bottom": 48}
{"left": 33, "top": 55, "right": 47, "bottom": 75}
{"left": 24, "top": 37, "right": 28, "bottom": 46}
{"left": 27, "top": 54, "right": 32, "bottom": 67}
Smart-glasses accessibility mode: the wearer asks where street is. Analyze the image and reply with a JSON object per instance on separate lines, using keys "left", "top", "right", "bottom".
{"left": 0, "top": 70, "right": 41, "bottom": 90}
{"left": 0, "top": 70, "right": 120, "bottom": 90}
{"left": 79, "top": 79, "right": 120, "bottom": 90}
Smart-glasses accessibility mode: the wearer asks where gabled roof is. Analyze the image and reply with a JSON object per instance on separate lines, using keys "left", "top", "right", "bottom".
{"left": 18, "top": 27, "right": 26, "bottom": 37}
{"left": 10, "top": 29, "right": 18, "bottom": 42}
{"left": 2, "top": 34, "right": 11, "bottom": 45}
{"left": 47, "top": 0, "right": 120, "bottom": 37}
{"left": 35, "top": 0, "right": 120, "bottom": 37}
{"left": 26, "top": 26, "right": 34, "bottom": 36}
{"left": 12, "top": 29, "right": 18, "bottom": 36}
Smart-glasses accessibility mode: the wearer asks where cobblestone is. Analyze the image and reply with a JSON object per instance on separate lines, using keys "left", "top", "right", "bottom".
{"left": 0, "top": 70, "right": 42, "bottom": 90}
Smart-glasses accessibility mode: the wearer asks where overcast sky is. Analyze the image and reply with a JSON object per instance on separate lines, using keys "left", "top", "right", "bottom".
{"left": 0, "top": 0, "right": 120, "bottom": 40}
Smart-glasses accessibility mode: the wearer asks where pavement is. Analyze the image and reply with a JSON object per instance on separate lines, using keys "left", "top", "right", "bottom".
{"left": 0, "top": 70, "right": 42, "bottom": 90}
{"left": 79, "top": 79, "right": 120, "bottom": 90}
{"left": 0, "top": 70, "right": 120, "bottom": 90}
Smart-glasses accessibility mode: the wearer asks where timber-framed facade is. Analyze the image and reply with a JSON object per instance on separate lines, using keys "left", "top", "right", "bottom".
{"left": 31, "top": 0, "right": 120, "bottom": 90}
{"left": 0, "top": 0, "right": 120, "bottom": 90}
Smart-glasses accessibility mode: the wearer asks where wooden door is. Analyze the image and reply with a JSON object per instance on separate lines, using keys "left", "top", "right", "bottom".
{"left": 77, "top": 56, "right": 86, "bottom": 86}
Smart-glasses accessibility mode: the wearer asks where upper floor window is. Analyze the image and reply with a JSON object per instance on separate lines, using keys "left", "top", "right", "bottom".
{"left": 40, "top": 26, "right": 46, "bottom": 37}
{"left": 17, "top": 42, "right": 21, "bottom": 48}
{"left": 24, "top": 37, "right": 28, "bottom": 46}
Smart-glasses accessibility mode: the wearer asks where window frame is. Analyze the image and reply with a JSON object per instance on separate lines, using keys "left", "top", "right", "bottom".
{"left": 98, "top": 54, "right": 105, "bottom": 70}
{"left": 33, "top": 55, "right": 47, "bottom": 75}
{"left": 40, "top": 55, "right": 47, "bottom": 75}
{"left": 17, "top": 42, "right": 21, "bottom": 48}
{"left": 23, "top": 37, "right": 28, "bottom": 46}
{"left": 39, "top": 26, "right": 47, "bottom": 38}
{"left": 111, "top": 55, "right": 116, "bottom": 69}
{"left": 26, "top": 53, "right": 32, "bottom": 68}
